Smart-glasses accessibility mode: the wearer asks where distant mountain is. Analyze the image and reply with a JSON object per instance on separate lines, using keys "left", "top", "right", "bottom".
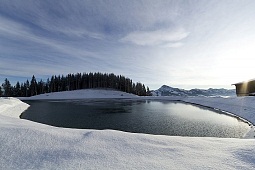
{"left": 151, "top": 85, "right": 236, "bottom": 97}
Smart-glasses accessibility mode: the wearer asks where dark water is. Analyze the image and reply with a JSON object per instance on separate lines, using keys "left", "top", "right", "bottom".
{"left": 21, "top": 99, "right": 250, "bottom": 138}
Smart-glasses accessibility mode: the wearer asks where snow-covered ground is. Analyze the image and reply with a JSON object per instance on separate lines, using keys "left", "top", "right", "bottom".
{"left": 18, "top": 89, "right": 138, "bottom": 100}
{"left": 1, "top": 90, "right": 255, "bottom": 169}
{"left": 0, "top": 97, "right": 29, "bottom": 118}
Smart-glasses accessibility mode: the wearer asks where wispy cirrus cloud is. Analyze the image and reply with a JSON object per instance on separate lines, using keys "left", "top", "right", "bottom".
{"left": 120, "top": 27, "right": 189, "bottom": 47}
{"left": 1, "top": 0, "right": 255, "bottom": 89}
{"left": 0, "top": 15, "right": 108, "bottom": 78}
{"left": 163, "top": 42, "right": 184, "bottom": 48}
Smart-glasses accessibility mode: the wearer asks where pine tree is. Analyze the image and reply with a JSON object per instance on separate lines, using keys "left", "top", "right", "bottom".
{"left": 37, "top": 79, "right": 45, "bottom": 94}
{"left": 30, "top": 75, "right": 37, "bottom": 96}
{"left": 14, "top": 81, "right": 21, "bottom": 97}
{"left": 49, "top": 76, "right": 55, "bottom": 92}
{"left": 2, "top": 78, "right": 12, "bottom": 96}
{"left": 45, "top": 78, "right": 50, "bottom": 93}
{"left": 0, "top": 86, "right": 2, "bottom": 96}
{"left": 25, "top": 80, "right": 30, "bottom": 97}
{"left": 0, "top": 72, "right": 151, "bottom": 97}
{"left": 20, "top": 83, "right": 25, "bottom": 97}
{"left": 146, "top": 86, "right": 152, "bottom": 96}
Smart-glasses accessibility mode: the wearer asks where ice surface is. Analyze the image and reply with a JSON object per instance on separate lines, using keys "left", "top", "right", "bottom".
{"left": 1, "top": 90, "right": 255, "bottom": 169}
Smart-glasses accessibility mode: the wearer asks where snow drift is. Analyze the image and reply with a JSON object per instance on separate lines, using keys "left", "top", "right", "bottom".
{"left": 0, "top": 97, "right": 29, "bottom": 118}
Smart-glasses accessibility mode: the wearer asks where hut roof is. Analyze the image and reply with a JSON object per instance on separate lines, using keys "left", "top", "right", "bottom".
{"left": 232, "top": 78, "right": 255, "bottom": 85}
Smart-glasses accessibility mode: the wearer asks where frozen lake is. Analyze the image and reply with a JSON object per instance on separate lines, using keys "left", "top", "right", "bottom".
{"left": 21, "top": 99, "right": 250, "bottom": 138}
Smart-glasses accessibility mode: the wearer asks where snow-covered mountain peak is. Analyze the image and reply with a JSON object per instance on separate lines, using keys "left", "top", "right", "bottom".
{"left": 152, "top": 85, "right": 236, "bottom": 97}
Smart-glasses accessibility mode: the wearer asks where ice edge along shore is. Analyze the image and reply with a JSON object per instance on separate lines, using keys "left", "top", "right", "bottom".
{"left": 1, "top": 89, "right": 255, "bottom": 139}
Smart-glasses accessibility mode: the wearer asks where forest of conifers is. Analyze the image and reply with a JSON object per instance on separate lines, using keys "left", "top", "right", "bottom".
{"left": 0, "top": 72, "right": 151, "bottom": 97}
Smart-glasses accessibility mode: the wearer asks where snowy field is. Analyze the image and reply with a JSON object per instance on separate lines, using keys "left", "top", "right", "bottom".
{"left": 18, "top": 89, "right": 138, "bottom": 100}
{"left": 1, "top": 90, "right": 255, "bottom": 169}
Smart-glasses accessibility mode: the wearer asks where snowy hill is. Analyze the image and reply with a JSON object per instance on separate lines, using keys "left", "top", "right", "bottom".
{"left": 18, "top": 89, "right": 138, "bottom": 100}
{"left": 152, "top": 85, "right": 236, "bottom": 97}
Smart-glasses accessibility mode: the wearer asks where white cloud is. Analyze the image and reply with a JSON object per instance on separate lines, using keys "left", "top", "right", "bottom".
{"left": 163, "top": 42, "right": 183, "bottom": 48}
{"left": 58, "top": 28, "right": 104, "bottom": 39}
{"left": 0, "top": 16, "right": 100, "bottom": 59}
{"left": 0, "top": 15, "right": 108, "bottom": 77}
{"left": 2, "top": 0, "right": 255, "bottom": 89}
{"left": 120, "top": 28, "right": 189, "bottom": 46}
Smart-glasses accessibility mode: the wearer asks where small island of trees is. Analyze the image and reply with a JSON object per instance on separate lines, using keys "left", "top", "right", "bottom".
{"left": 0, "top": 72, "right": 151, "bottom": 97}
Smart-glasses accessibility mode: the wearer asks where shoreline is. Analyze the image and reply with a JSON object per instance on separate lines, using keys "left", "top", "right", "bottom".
{"left": 19, "top": 95, "right": 254, "bottom": 139}
{"left": 1, "top": 94, "right": 255, "bottom": 169}
{"left": 176, "top": 100, "right": 254, "bottom": 139}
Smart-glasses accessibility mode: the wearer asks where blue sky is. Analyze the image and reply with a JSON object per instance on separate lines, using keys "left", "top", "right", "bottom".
{"left": 1, "top": 0, "right": 255, "bottom": 90}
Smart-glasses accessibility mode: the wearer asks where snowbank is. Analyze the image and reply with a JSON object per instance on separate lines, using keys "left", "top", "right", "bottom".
{"left": 0, "top": 114, "right": 255, "bottom": 170}
{"left": 1, "top": 92, "right": 255, "bottom": 169}
{"left": 0, "top": 97, "right": 29, "bottom": 118}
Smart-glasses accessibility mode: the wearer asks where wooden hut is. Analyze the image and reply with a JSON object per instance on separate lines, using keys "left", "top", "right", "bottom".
{"left": 232, "top": 79, "right": 255, "bottom": 96}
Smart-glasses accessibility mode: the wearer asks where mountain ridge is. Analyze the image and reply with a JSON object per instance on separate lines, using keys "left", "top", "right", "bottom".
{"left": 152, "top": 85, "right": 236, "bottom": 97}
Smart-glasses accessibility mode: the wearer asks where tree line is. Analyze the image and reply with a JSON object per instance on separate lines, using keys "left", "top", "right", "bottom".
{"left": 0, "top": 72, "right": 151, "bottom": 97}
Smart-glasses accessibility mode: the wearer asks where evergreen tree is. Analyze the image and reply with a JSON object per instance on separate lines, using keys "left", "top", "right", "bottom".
{"left": 49, "top": 76, "right": 55, "bottom": 92}
{"left": 13, "top": 81, "right": 21, "bottom": 97}
{"left": 2, "top": 78, "right": 12, "bottom": 96}
{"left": 45, "top": 78, "right": 50, "bottom": 93}
{"left": 25, "top": 80, "right": 30, "bottom": 97}
{"left": 37, "top": 79, "right": 45, "bottom": 94}
{"left": 0, "top": 72, "right": 151, "bottom": 97}
{"left": 146, "top": 86, "right": 152, "bottom": 96}
{"left": 30, "top": 75, "right": 37, "bottom": 96}
{"left": 20, "top": 83, "right": 25, "bottom": 97}
{"left": 0, "top": 86, "right": 2, "bottom": 96}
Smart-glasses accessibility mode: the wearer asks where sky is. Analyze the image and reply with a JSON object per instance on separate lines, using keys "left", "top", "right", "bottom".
{"left": 1, "top": 0, "right": 255, "bottom": 90}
